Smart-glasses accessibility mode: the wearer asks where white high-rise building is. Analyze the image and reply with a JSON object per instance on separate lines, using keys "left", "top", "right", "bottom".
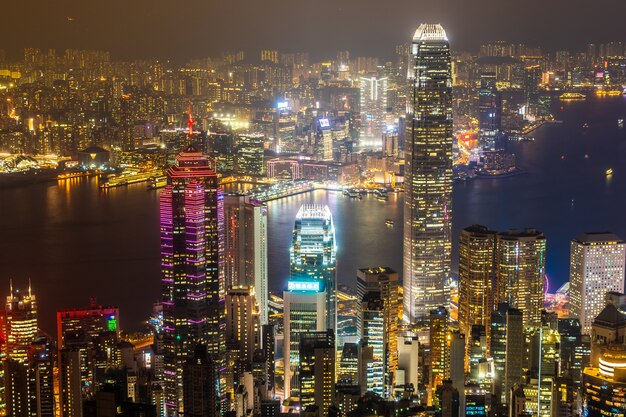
{"left": 360, "top": 75, "right": 388, "bottom": 143}
{"left": 570, "top": 232, "right": 626, "bottom": 334}
{"left": 283, "top": 281, "right": 327, "bottom": 399}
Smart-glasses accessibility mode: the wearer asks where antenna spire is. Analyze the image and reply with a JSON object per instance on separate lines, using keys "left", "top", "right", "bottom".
{"left": 187, "top": 102, "right": 195, "bottom": 138}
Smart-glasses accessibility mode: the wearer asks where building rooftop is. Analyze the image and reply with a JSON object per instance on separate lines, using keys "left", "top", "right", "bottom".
{"left": 574, "top": 232, "right": 624, "bottom": 244}
{"left": 413, "top": 23, "right": 448, "bottom": 43}
{"left": 594, "top": 303, "right": 626, "bottom": 327}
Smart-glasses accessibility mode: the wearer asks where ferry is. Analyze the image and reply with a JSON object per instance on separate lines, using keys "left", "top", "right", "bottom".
{"left": 385, "top": 219, "right": 394, "bottom": 228}
{"left": 618, "top": 119, "right": 624, "bottom": 128}
{"left": 57, "top": 171, "right": 87, "bottom": 180}
{"left": 148, "top": 175, "right": 167, "bottom": 190}
{"left": 606, "top": 168, "right": 614, "bottom": 176}
{"left": 559, "top": 92, "right": 586, "bottom": 101}
{"left": 377, "top": 194, "right": 389, "bottom": 202}
{"left": 344, "top": 189, "right": 360, "bottom": 199}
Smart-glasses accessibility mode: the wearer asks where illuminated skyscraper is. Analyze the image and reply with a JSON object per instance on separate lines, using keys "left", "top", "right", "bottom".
{"left": 430, "top": 306, "right": 450, "bottom": 392}
{"left": 361, "top": 292, "right": 385, "bottom": 396}
{"left": 477, "top": 72, "right": 501, "bottom": 151}
{"left": 496, "top": 229, "right": 546, "bottom": 329}
{"left": 569, "top": 232, "right": 626, "bottom": 334}
{"left": 224, "top": 195, "right": 269, "bottom": 324}
{"left": 404, "top": 23, "right": 453, "bottom": 323}
{"left": 5, "top": 285, "right": 37, "bottom": 364}
{"left": 226, "top": 285, "right": 260, "bottom": 366}
{"left": 299, "top": 330, "right": 336, "bottom": 417}
{"left": 458, "top": 225, "right": 497, "bottom": 357}
{"left": 290, "top": 204, "right": 337, "bottom": 332}
{"left": 359, "top": 75, "right": 389, "bottom": 140}
{"left": 356, "top": 267, "right": 400, "bottom": 397}
{"left": 283, "top": 280, "right": 327, "bottom": 399}
{"left": 159, "top": 145, "right": 226, "bottom": 415}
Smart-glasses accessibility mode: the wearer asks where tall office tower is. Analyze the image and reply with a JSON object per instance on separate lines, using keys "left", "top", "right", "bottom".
{"left": 226, "top": 285, "right": 261, "bottom": 366}
{"left": 583, "top": 344, "right": 626, "bottom": 417}
{"left": 5, "top": 359, "right": 29, "bottom": 417}
{"left": 404, "top": 23, "right": 453, "bottom": 324}
{"left": 224, "top": 195, "right": 269, "bottom": 324}
{"left": 289, "top": 204, "right": 337, "bottom": 332}
{"left": 236, "top": 134, "right": 266, "bottom": 176}
{"left": 262, "top": 324, "right": 275, "bottom": 395}
{"left": 57, "top": 304, "right": 120, "bottom": 400}
{"left": 496, "top": 229, "right": 547, "bottom": 329}
{"left": 523, "top": 65, "right": 541, "bottom": 117}
{"left": 283, "top": 280, "right": 327, "bottom": 399}
{"left": 159, "top": 145, "right": 226, "bottom": 415}
{"left": 59, "top": 349, "right": 83, "bottom": 417}
{"left": 338, "top": 343, "right": 359, "bottom": 384}
{"left": 5, "top": 285, "right": 37, "bottom": 364}
{"left": 361, "top": 292, "right": 385, "bottom": 396}
{"left": 183, "top": 345, "right": 220, "bottom": 417}
{"left": 299, "top": 330, "right": 336, "bottom": 417}
{"left": 477, "top": 72, "right": 501, "bottom": 151}
{"left": 558, "top": 318, "right": 590, "bottom": 387}
{"left": 356, "top": 267, "right": 400, "bottom": 393}
{"left": 489, "top": 303, "right": 508, "bottom": 402}
{"left": 504, "top": 308, "right": 524, "bottom": 403}
{"left": 430, "top": 307, "right": 450, "bottom": 392}
{"left": 458, "top": 225, "right": 497, "bottom": 359}
{"left": 28, "top": 336, "right": 55, "bottom": 417}
{"left": 396, "top": 335, "right": 420, "bottom": 394}
{"left": 359, "top": 75, "right": 389, "bottom": 140}
{"left": 569, "top": 232, "right": 626, "bottom": 334}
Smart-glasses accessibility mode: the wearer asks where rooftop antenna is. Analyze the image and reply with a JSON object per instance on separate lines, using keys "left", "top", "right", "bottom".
{"left": 28, "top": 278, "right": 32, "bottom": 298}
{"left": 9, "top": 278, "right": 13, "bottom": 295}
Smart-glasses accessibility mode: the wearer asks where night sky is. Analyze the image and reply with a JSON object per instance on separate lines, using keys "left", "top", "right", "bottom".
{"left": 3, "top": 0, "right": 626, "bottom": 61}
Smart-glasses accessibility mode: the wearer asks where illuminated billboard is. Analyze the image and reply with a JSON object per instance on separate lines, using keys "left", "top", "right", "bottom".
{"left": 287, "top": 280, "right": 321, "bottom": 292}
{"left": 318, "top": 118, "right": 330, "bottom": 129}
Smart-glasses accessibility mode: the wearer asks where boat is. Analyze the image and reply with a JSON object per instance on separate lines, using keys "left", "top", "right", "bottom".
{"left": 618, "top": 119, "right": 624, "bottom": 128}
{"left": 559, "top": 92, "right": 586, "bottom": 101}
{"left": 385, "top": 219, "right": 394, "bottom": 228}
{"left": 148, "top": 175, "right": 167, "bottom": 189}
{"left": 377, "top": 194, "right": 389, "bottom": 202}
{"left": 606, "top": 168, "right": 614, "bottom": 176}
{"left": 582, "top": 123, "right": 589, "bottom": 129}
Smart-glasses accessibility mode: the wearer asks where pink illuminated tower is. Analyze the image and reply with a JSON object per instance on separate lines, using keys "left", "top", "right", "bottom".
{"left": 160, "top": 144, "right": 226, "bottom": 415}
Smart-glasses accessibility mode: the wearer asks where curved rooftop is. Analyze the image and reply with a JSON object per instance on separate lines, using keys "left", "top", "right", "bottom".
{"left": 413, "top": 23, "right": 448, "bottom": 42}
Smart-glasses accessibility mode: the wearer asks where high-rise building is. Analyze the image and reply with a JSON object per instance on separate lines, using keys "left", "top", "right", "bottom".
{"left": 59, "top": 349, "right": 83, "bottom": 417}
{"left": 290, "top": 205, "right": 337, "bottom": 332}
{"left": 159, "top": 144, "right": 226, "bottom": 415}
{"left": 430, "top": 306, "right": 450, "bottom": 392}
{"left": 404, "top": 23, "right": 453, "bottom": 323}
{"left": 496, "top": 229, "right": 547, "bottom": 328}
{"left": 458, "top": 225, "right": 497, "bottom": 355}
{"left": 183, "top": 345, "right": 221, "bottom": 417}
{"left": 237, "top": 134, "right": 266, "bottom": 176}
{"left": 56, "top": 304, "right": 120, "bottom": 401}
{"left": 504, "top": 308, "right": 524, "bottom": 402}
{"left": 299, "top": 330, "right": 335, "bottom": 417}
{"left": 283, "top": 280, "right": 327, "bottom": 399}
{"left": 361, "top": 292, "right": 385, "bottom": 396}
{"left": 477, "top": 72, "right": 501, "bottom": 151}
{"left": 226, "top": 285, "right": 261, "bottom": 366}
{"left": 569, "top": 232, "right": 626, "bottom": 334}
{"left": 28, "top": 336, "right": 55, "bottom": 417}
{"left": 6, "top": 285, "right": 37, "bottom": 364}
{"left": 356, "top": 267, "right": 399, "bottom": 395}
{"left": 223, "top": 195, "right": 268, "bottom": 324}
{"left": 359, "top": 75, "right": 389, "bottom": 140}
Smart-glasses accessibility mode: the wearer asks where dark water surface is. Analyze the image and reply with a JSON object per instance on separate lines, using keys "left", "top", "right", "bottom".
{"left": 2, "top": 97, "right": 626, "bottom": 334}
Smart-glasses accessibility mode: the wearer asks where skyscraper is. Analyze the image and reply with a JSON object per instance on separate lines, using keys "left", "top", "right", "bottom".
{"left": 299, "top": 330, "right": 336, "bottom": 417}
{"left": 569, "top": 232, "right": 626, "bottom": 334}
{"left": 496, "top": 229, "right": 547, "bottom": 328}
{"left": 477, "top": 72, "right": 501, "bottom": 151}
{"left": 359, "top": 75, "right": 389, "bottom": 140}
{"left": 283, "top": 280, "right": 327, "bottom": 400}
{"left": 224, "top": 195, "right": 269, "bottom": 325}
{"left": 356, "top": 267, "right": 400, "bottom": 397}
{"left": 458, "top": 225, "right": 497, "bottom": 354}
{"left": 5, "top": 285, "right": 37, "bottom": 364}
{"left": 430, "top": 306, "right": 450, "bottom": 393}
{"left": 159, "top": 144, "right": 226, "bottom": 415}
{"left": 226, "top": 285, "right": 261, "bottom": 366}
{"left": 290, "top": 204, "right": 337, "bottom": 332}
{"left": 404, "top": 23, "right": 453, "bottom": 324}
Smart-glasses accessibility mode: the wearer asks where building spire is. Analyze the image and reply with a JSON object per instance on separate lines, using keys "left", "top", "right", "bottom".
{"left": 28, "top": 277, "right": 32, "bottom": 298}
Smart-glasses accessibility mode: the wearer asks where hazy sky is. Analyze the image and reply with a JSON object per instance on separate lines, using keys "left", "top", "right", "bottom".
{"left": 3, "top": 0, "right": 626, "bottom": 61}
